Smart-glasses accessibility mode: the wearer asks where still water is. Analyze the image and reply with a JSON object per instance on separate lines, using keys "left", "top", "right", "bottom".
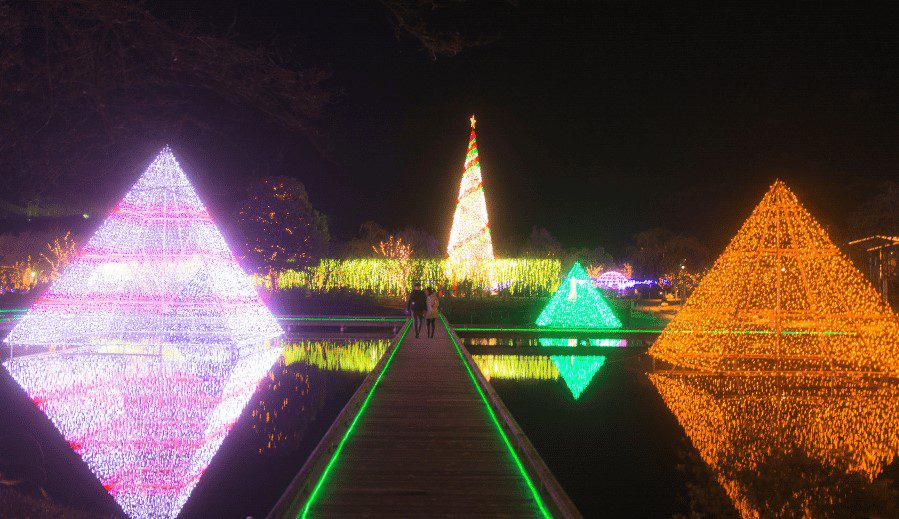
{"left": 0, "top": 336, "right": 391, "bottom": 518}
{"left": 464, "top": 334, "right": 899, "bottom": 518}
{"left": 2, "top": 331, "right": 897, "bottom": 518}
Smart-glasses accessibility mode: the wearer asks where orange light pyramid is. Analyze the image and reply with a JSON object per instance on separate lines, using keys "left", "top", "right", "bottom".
{"left": 649, "top": 181, "right": 899, "bottom": 373}
{"left": 650, "top": 372, "right": 899, "bottom": 517}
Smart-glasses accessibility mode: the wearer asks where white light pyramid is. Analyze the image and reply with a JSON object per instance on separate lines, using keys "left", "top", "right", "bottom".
{"left": 5, "top": 147, "right": 282, "bottom": 348}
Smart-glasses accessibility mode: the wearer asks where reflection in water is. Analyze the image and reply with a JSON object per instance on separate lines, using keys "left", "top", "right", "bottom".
{"left": 537, "top": 337, "right": 625, "bottom": 348}
{"left": 550, "top": 356, "right": 606, "bottom": 400}
{"left": 281, "top": 339, "right": 389, "bottom": 372}
{"left": 472, "top": 355, "right": 558, "bottom": 381}
{"left": 651, "top": 372, "right": 899, "bottom": 517}
{"left": 3, "top": 343, "right": 282, "bottom": 519}
{"left": 472, "top": 352, "right": 607, "bottom": 400}
{"left": 250, "top": 339, "right": 388, "bottom": 455}
{"left": 539, "top": 338, "right": 608, "bottom": 400}
{"left": 466, "top": 337, "right": 627, "bottom": 347}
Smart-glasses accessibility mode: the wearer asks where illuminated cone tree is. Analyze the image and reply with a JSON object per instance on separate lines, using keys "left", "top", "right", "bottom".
{"left": 536, "top": 261, "right": 622, "bottom": 329}
{"left": 6, "top": 147, "right": 282, "bottom": 348}
{"left": 447, "top": 115, "right": 495, "bottom": 279}
{"left": 650, "top": 181, "right": 899, "bottom": 373}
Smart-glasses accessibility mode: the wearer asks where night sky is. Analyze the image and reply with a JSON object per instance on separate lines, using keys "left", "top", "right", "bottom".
{"left": 152, "top": 1, "right": 898, "bottom": 254}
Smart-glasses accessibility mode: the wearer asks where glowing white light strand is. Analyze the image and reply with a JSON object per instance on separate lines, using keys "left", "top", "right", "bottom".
{"left": 5, "top": 147, "right": 283, "bottom": 348}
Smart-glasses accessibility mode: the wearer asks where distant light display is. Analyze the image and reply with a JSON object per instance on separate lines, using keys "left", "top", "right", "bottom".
{"left": 447, "top": 116, "right": 495, "bottom": 280}
{"left": 5, "top": 147, "right": 282, "bottom": 348}
{"left": 651, "top": 371, "right": 899, "bottom": 517}
{"left": 536, "top": 261, "right": 622, "bottom": 329}
{"left": 593, "top": 270, "right": 656, "bottom": 292}
{"left": 595, "top": 270, "right": 629, "bottom": 291}
{"left": 650, "top": 181, "right": 899, "bottom": 373}
{"left": 272, "top": 258, "right": 561, "bottom": 296}
{"left": 4, "top": 344, "right": 282, "bottom": 519}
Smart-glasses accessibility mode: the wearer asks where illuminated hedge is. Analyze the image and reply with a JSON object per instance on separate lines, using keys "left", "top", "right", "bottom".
{"left": 264, "top": 258, "right": 562, "bottom": 296}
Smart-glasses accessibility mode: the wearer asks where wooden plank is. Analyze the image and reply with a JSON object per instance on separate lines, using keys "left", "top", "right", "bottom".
{"left": 268, "top": 318, "right": 580, "bottom": 518}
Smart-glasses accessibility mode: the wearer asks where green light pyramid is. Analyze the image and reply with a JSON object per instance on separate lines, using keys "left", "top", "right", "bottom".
{"left": 536, "top": 261, "right": 622, "bottom": 329}
{"left": 550, "top": 356, "right": 606, "bottom": 400}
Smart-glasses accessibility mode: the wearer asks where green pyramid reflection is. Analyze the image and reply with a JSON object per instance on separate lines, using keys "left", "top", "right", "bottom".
{"left": 550, "top": 355, "right": 606, "bottom": 400}
{"left": 537, "top": 337, "right": 608, "bottom": 399}
{"left": 536, "top": 261, "right": 622, "bottom": 329}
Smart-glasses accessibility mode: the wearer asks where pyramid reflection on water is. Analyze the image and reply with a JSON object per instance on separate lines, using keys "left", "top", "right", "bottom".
{"left": 471, "top": 338, "right": 610, "bottom": 400}
{"left": 4, "top": 343, "right": 282, "bottom": 519}
{"left": 651, "top": 372, "right": 899, "bottom": 517}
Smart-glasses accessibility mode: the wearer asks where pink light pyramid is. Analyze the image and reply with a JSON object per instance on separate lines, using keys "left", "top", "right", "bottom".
{"left": 4, "top": 346, "right": 282, "bottom": 518}
{"left": 5, "top": 147, "right": 282, "bottom": 348}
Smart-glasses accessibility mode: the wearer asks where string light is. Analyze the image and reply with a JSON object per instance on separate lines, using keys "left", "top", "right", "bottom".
{"left": 447, "top": 116, "right": 495, "bottom": 280}
{"left": 538, "top": 338, "right": 626, "bottom": 347}
{"left": 536, "top": 261, "right": 622, "bottom": 329}
{"left": 5, "top": 147, "right": 283, "bottom": 349}
{"left": 650, "top": 371, "right": 899, "bottom": 517}
{"left": 594, "top": 270, "right": 630, "bottom": 291}
{"left": 3, "top": 343, "right": 282, "bottom": 519}
{"left": 271, "top": 258, "right": 561, "bottom": 296}
{"left": 649, "top": 181, "right": 899, "bottom": 373}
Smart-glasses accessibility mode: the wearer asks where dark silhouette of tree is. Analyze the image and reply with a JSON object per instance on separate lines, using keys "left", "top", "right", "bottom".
{"left": 237, "top": 177, "right": 328, "bottom": 289}
{"left": 379, "top": 0, "right": 512, "bottom": 59}
{"left": 852, "top": 181, "right": 899, "bottom": 237}
{"left": 521, "top": 226, "right": 561, "bottom": 258}
{"left": 398, "top": 227, "right": 440, "bottom": 258}
{"left": 563, "top": 245, "right": 615, "bottom": 271}
{"left": 0, "top": 0, "right": 330, "bottom": 212}
{"left": 342, "top": 221, "right": 390, "bottom": 257}
{"left": 627, "top": 228, "right": 710, "bottom": 279}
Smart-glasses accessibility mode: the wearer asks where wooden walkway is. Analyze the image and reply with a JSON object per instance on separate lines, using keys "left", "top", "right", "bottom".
{"left": 269, "top": 317, "right": 578, "bottom": 518}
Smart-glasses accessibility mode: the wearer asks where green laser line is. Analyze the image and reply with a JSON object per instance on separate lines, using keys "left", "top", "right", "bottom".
{"left": 298, "top": 320, "right": 410, "bottom": 518}
{"left": 0, "top": 309, "right": 27, "bottom": 313}
{"left": 278, "top": 316, "right": 405, "bottom": 322}
{"left": 440, "top": 314, "right": 553, "bottom": 519}
{"left": 454, "top": 326, "right": 662, "bottom": 333}
{"left": 453, "top": 326, "right": 851, "bottom": 336}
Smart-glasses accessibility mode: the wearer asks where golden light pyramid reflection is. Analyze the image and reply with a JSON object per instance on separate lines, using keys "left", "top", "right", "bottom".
{"left": 650, "top": 372, "right": 899, "bottom": 517}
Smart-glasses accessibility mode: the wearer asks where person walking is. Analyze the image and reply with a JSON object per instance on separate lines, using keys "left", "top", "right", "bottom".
{"left": 425, "top": 287, "right": 439, "bottom": 338}
{"left": 406, "top": 281, "right": 427, "bottom": 338}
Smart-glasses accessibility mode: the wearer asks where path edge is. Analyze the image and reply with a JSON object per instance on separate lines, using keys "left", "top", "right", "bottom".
{"left": 266, "top": 320, "right": 410, "bottom": 519}
{"left": 443, "top": 317, "right": 583, "bottom": 519}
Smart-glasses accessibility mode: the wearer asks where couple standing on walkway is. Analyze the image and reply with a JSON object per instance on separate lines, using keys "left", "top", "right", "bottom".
{"left": 405, "top": 282, "right": 439, "bottom": 338}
